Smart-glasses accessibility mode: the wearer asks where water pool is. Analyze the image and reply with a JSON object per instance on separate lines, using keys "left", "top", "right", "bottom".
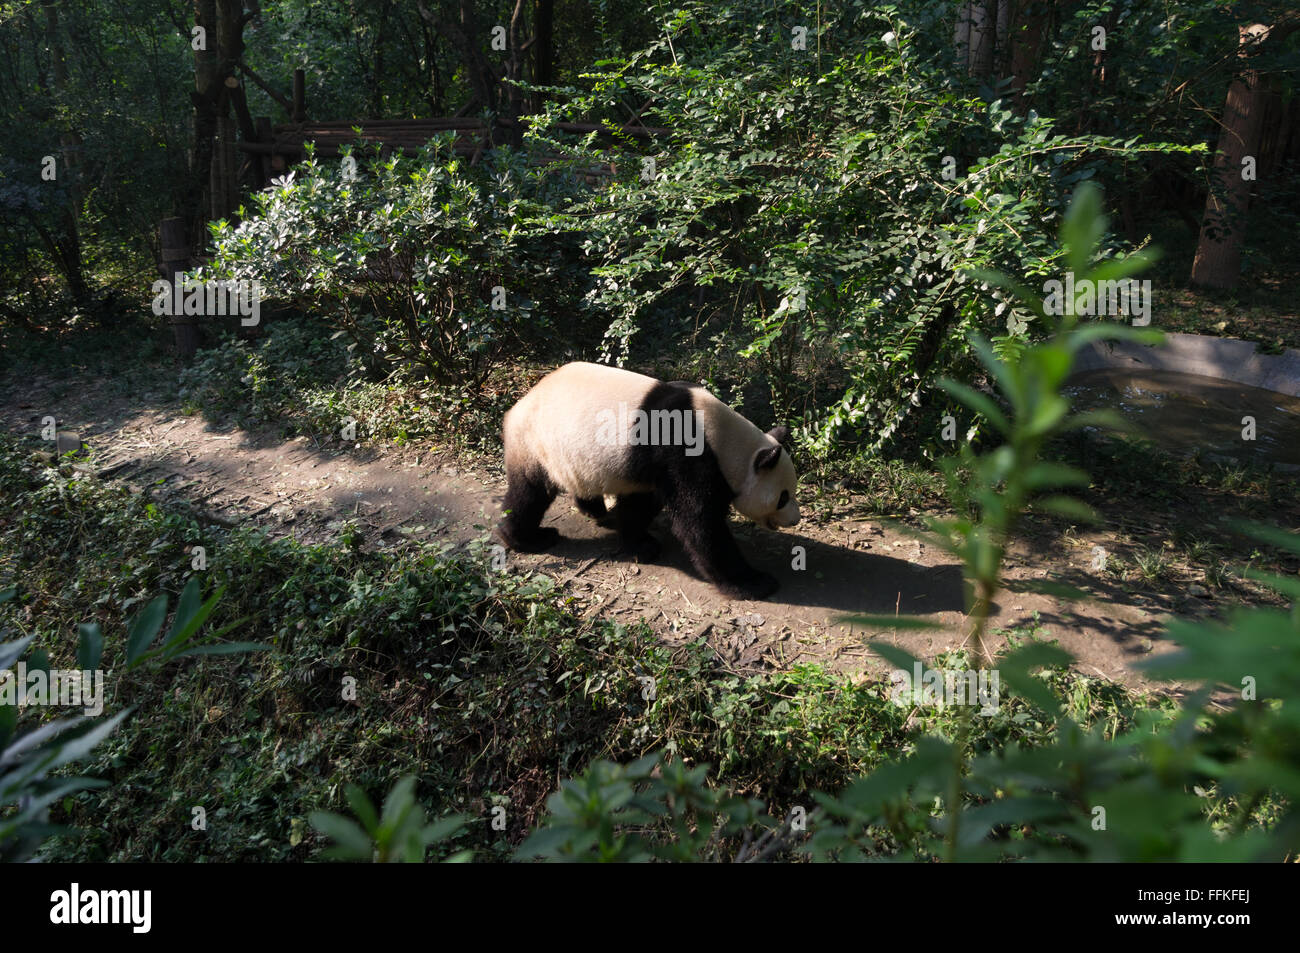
{"left": 1063, "top": 368, "right": 1300, "bottom": 469}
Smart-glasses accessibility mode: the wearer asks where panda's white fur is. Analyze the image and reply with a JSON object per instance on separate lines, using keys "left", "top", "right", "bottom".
{"left": 503, "top": 362, "right": 800, "bottom": 528}
{"left": 504, "top": 362, "right": 659, "bottom": 499}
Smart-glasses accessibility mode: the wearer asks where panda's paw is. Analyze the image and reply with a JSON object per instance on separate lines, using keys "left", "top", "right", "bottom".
{"left": 575, "top": 496, "right": 608, "bottom": 522}
{"left": 524, "top": 527, "right": 562, "bottom": 552}
{"left": 616, "top": 535, "right": 662, "bottom": 563}
{"left": 497, "top": 524, "right": 561, "bottom": 553}
{"left": 719, "top": 571, "right": 779, "bottom": 601}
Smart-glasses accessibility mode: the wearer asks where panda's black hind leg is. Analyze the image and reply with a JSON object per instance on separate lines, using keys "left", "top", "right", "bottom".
{"left": 575, "top": 496, "right": 608, "bottom": 522}
{"left": 496, "top": 466, "right": 560, "bottom": 552}
{"left": 610, "top": 493, "right": 663, "bottom": 562}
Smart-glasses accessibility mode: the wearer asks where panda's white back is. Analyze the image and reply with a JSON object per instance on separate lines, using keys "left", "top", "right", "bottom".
{"left": 503, "top": 361, "right": 787, "bottom": 506}
{"left": 503, "top": 362, "right": 660, "bottom": 497}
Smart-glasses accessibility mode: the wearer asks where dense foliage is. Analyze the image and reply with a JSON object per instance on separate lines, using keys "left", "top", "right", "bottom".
{"left": 6, "top": 1, "right": 1295, "bottom": 460}
{"left": 513, "top": 190, "right": 1299, "bottom": 861}
{"left": 0, "top": 425, "right": 1172, "bottom": 862}
{"left": 2, "top": 0, "right": 1298, "bottom": 864}
{"left": 206, "top": 140, "right": 594, "bottom": 390}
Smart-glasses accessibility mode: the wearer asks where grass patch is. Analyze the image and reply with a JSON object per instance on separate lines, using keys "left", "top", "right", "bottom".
{"left": 0, "top": 435, "right": 1170, "bottom": 860}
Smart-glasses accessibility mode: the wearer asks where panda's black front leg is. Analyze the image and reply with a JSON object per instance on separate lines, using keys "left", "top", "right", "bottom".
{"left": 496, "top": 466, "right": 560, "bottom": 552}
{"left": 610, "top": 492, "right": 663, "bottom": 562}
{"left": 665, "top": 501, "right": 778, "bottom": 600}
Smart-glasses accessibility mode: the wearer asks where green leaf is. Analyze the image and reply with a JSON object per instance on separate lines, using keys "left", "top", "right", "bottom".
{"left": 167, "top": 577, "right": 202, "bottom": 642}
{"left": 1063, "top": 322, "right": 1163, "bottom": 352}
{"left": 423, "top": 815, "right": 468, "bottom": 843}
{"left": 1022, "top": 462, "right": 1090, "bottom": 490}
{"left": 0, "top": 704, "right": 16, "bottom": 752}
{"left": 174, "top": 642, "right": 272, "bottom": 657}
{"left": 1031, "top": 495, "right": 1096, "bottom": 522}
{"left": 1230, "top": 522, "right": 1300, "bottom": 559}
{"left": 936, "top": 379, "right": 1009, "bottom": 434}
{"left": 162, "top": 583, "right": 227, "bottom": 652}
{"left": 1060, "top": 408, "right": 1131, "bottom": 434}
{"left": 997, "top": 643, "right": 1073, "bottom": 719}
{"left": 1235, "top": 569, "right": 1300, "bottom": 602}
{"left": 26, "top": 648, "right": 49, "bottom": 677}
{"left": 968, "top": 334, "right": 1019, "bottom": 412}
{"left": 1060, "top": 181, "right": 1104, "bottom": 276}
{"left": 76, "top": 624, "right": 102, "bottom": 672}
{"left": 309, "top": 811, "right": 374, "bottom": 860}
{"left": 125, "top": 594, "right": 168, "bottom": 666}
{"left": 0, "top": 635, "right": 33, "bottom": 672}
{"left": 345, "top": 784, "right": 380, "bottom": 835}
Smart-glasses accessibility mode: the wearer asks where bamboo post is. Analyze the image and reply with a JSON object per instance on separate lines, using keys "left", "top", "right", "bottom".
{"left": 255, "top": 116, "right": 272, "bottom": 183}
{"left": 160, "top": 217, "right": 200, "bottom": 360}
{"left": 292, "top": 68, "right": 305, "bottom": 123}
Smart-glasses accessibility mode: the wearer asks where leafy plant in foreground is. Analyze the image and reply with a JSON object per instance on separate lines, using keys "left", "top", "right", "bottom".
{"left": 808, "top": 183, "right": 1296, "bottom": 861}
{"left": 309, "top": 776, "right": 470, "bottom": 863}
{"left": 516, "top": 753, "right": 763, "bottom": 862}
{"left": 122, "top": 576, "right": 266, "bottom": 670}
{"left": 1, "top": 580, "right": 259, "bottom": 860}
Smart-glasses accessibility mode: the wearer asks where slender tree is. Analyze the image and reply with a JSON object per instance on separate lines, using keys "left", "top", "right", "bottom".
{"left": 1191, "top": 11, "right": 1300, "bottom": 289}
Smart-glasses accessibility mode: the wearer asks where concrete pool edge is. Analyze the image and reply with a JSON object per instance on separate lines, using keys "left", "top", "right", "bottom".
{"left": 1071, "top": 331, "right": 1300, "bottom": 397}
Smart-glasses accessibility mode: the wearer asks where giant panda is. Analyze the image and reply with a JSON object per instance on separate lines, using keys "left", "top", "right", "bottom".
{"left": 496, "top": 362, "right": 800, "bottom": 600}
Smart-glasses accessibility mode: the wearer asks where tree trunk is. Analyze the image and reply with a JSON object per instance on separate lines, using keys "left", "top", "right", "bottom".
{"left": 1006, "top": 1, "right": 1053, "bottom": 108}
{"left": 1191, "top": 16, "right": 1300, "bottom": 289}
{"left": 186, "top": 0, "right": 220, "bottom": 240}
{"left": 161, "top": 217, "right": 201, "bottom": 360}
{"left": 184, "top": 0, "right": 247, "bottom": 238}
{"left": 532, "top": 0, "right": 554, "bottom": 114}
{"left": 956, "top": 1, "right": 999, "bottom": 77}
{"left": 417, "top": 1, "right": 501, "bottom": 130}
{"left": 504, "top": 0, "right": 526, "bottom": 144}
{"left": 40, "top": 0, "right": 92, "bottom": 310}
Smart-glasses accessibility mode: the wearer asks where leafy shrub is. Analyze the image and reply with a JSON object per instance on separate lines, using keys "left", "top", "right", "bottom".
{"left": 176, "top": 315, "right": 512, "bottom": 451}
{"left": 177, "top": 317, "right": 353, "bottom": 430}
{"left": 524, "top": 2, "right": 1198, "bottom": 457}
{"left": 206, "top": 139, "right": 593, "bottom": 392}
{"left": 309, "top": 777, "right": 469, "bottom": 863}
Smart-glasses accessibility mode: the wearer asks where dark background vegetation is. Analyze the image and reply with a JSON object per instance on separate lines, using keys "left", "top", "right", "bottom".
{"left": 1, "top": 0, "right": 1298, "bottom": 862}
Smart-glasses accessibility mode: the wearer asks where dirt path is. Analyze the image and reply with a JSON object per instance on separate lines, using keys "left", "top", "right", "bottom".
{"left": 2, "top": 372, "right": 1184, "bottom": 688}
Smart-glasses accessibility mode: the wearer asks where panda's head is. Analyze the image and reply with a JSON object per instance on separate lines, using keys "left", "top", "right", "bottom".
{"left": 733, "top": 426, "right": 800, "bottom": 530}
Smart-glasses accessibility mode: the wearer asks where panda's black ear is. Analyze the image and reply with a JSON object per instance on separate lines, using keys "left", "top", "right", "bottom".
{"left": 767, "top": 425, "right": 790, "bottom": 445}
{"left": 754, "top": 443, "right": 782, "bottom": 471}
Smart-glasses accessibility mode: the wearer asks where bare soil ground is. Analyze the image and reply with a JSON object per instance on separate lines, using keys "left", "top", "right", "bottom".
{"left": 2, "top": 370, "right": 1199, "bottom": 690}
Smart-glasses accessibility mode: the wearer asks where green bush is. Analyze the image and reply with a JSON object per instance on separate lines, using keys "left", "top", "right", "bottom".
{"left": 178, "top": 317, "right": 353, "bottom": 429}
{"left": 523, "top": 2, "right": 1197, "bottom": 457}
{"left": 206, "top": 139, "right": 593, "bottom": 393}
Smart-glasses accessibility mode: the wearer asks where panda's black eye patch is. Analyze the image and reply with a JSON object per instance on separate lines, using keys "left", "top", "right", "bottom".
{"left": 778, "top": 491, "right": 790, "bottom": 509}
